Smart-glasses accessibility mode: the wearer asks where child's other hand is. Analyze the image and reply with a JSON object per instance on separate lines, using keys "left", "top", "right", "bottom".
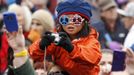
{"left": 39, "top": 31, "right": 55, "bottom": 50}
{"left": 57, "top": 32, "right": 74, "bottom": 53}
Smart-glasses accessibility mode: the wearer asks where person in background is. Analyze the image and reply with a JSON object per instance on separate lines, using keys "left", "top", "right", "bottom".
{"left": 117, "top": 2, "right": 134, "bottom": 49}
{"left": 29, "top": 0, "right": 101, "bottom": 75}
{"left": 84, "top": 0, "right": 106, "bottom": 49}
{"left": 85, "top": 0, "right": 104, "bottom": 26}
{"left": 22, "top": 0, "right": 49, "bottom": 13}
{"left": 117, "top": 2, "right": 134, "bottom": 74}
{"left": 27, "top": 9, "right": 55, "bottom": 71}
{"left": 0, "top": 17, "right": 14, "bottom": 75}
{"left": 8, "top": 3, "right": 32, "bottom": 47}
{"left": 28, "top": 9, "right": 55, "bottom": 43}
{"left": 6, "top": 26, "right": 35, "bottom": 75}
{"left": 0, "top": 0, "right": 8, "bottom": 23}
{"left": 99, "top": 49, "right": 129, "bottom": 75}
{"left": 0, "top": 17, "right": 8, "bottom": 75}
{"left": 47, "top": 0, "right": 57, "bottom": 16}
{"left": 99, "top": 49, "right": 113, "bottom": 75}
{"left": 97, "top": 0, "right": 128, "bottom": 50}
{"left": 0, "top": 2, "right": 14, "bottom": 74}
{"left": 0, "top": 0, "right": 8, "bottom": 13}
{"left": 123, "top": 48, "right": 134, "bottom": 75}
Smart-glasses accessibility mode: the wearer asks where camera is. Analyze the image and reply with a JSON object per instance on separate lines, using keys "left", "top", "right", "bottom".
{"left": 51, "top": 33, "right": 61, "bottom": 45}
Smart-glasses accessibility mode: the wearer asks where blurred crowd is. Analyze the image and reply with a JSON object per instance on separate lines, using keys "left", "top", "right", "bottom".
{"left": 1, "top": 0, "right": 134, "bottom": 75}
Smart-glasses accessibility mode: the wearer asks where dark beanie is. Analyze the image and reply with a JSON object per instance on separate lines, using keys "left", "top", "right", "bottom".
{"left": 56, "top": 0, "right": 92, "bottom": 21}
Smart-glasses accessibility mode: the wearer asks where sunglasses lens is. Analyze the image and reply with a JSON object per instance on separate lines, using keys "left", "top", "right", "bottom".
{"left": 78, "top": 17, "right": 82, "bottom": 22}
{"left": 59, "top": 14, "right": 85, "bottom": 26}
{"left": 73, "top": 14, "right": 84, "bottom": 25}
{"left": 72, "top": 18, "right": 76, "bottom": 22}
{"left": 59, "top": 15, "right": 69, "bottom": 26}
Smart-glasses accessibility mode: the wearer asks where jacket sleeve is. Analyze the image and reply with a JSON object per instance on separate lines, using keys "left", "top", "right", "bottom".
{"left": 69, "top": 35, "right": 102, "bottom": 65}
{"left": 13, "top": 59, "right": 35, "bottom": 75}
{"left": 28, "top": 39, "right": 56, "bottom": 62}
{"left": 28, "top": 39, "right": 44, "bottom": 62}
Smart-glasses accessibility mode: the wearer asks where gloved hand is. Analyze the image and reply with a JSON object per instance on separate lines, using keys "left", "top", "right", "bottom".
{"left": 39, "top": 31, "right": 55, "bottom": 50}
{"left": 107, "top": 41, "right": 122, "bottom": 51}
{"left": 57, "top": 32, "right": 74, "bottom": 53}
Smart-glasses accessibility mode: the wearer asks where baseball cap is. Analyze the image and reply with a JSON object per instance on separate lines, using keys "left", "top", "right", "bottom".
{"left": 117, "top": 2, "right": 134, "bottom": 17}
{"left": 98, "top": 0, "right": 117, "bottom": 11}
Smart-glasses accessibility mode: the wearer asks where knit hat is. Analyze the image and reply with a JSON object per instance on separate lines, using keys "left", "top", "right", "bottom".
{"left": 56, "top": 0, "right": 92, "bottom": 21}
{"left": 32, "top": 9, "right": 55, "bottom": 32}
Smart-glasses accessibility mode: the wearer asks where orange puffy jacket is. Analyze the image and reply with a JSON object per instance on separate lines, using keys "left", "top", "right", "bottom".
{"left": 29, "top": 28, "right": 102, "bottom": 75}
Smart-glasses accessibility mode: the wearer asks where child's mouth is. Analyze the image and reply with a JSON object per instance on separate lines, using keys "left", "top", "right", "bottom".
{"left": 67, "top": 27, "right": 74, "bottom": 31}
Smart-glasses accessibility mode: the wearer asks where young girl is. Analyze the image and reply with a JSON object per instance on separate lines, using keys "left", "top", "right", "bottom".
{"left": 29, "top": 0, "right": 101, "bottom": 75}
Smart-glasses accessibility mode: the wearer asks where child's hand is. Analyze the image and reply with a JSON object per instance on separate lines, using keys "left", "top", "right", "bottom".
{"left": 39, "top": 31, "right": 55, "bottom": 50}
{"left": 57, "top": 32, "right": 74, "bottom": 53}
{"left": 7, "top": 26, "right": 25, "bottom": 52}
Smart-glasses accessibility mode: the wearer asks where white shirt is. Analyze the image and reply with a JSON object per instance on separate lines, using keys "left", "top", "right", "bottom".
{"left": 124, "top": 25, "right": 134, "bottom": 48}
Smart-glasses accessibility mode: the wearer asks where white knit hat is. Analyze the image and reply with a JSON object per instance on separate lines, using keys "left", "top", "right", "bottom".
{"left": 32, "top": 9, "right": 55, "bottom": 32}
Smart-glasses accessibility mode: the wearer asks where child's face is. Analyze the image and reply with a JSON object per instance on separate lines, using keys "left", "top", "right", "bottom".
{"left": 31, "top": 19, "right": 44, "bottom": 35}
{"left": 59, "top": 14, "right": 84, "bottom": 35}
{"left": 99, "top": 52, "right": 113, "bottom": 75}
